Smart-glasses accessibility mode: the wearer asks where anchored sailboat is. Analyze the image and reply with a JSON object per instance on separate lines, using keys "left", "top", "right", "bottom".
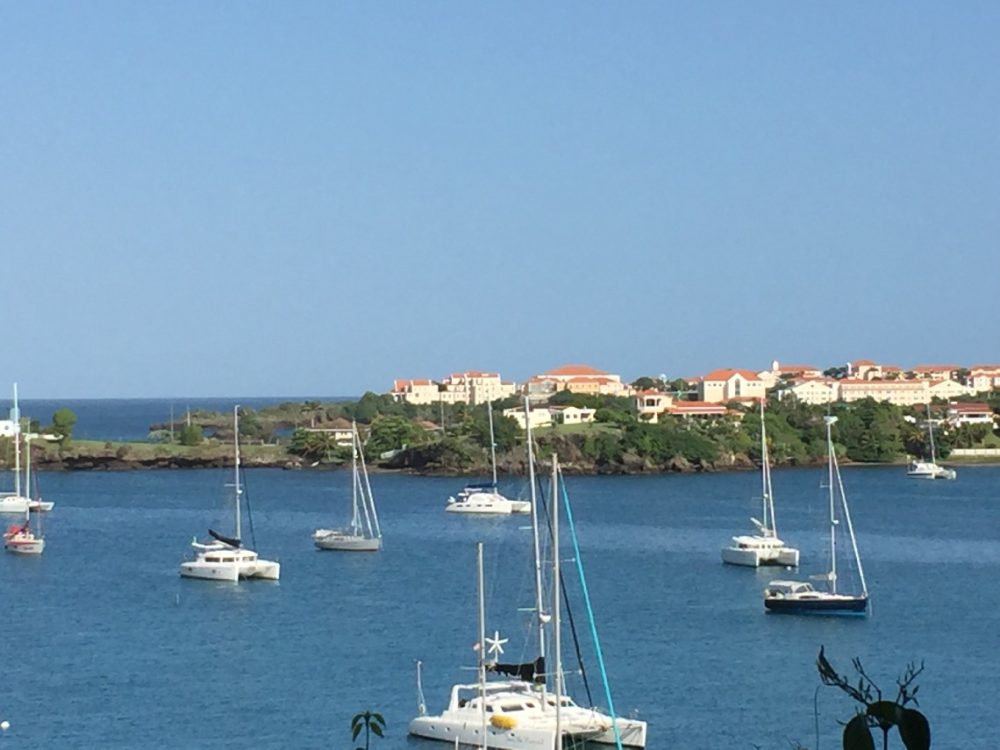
{"left": 409, "top": 401, "right": 647, "bottom": 748}
{"left": 907, "top": 404, "right": 956, "bottom": 480}
{"left": 4, "top": 433, "right": 45, "bottom": 555}
{"left": 313, "top": 421, "right": 382, "bottom": 551}
{"left": 179, "top": 406, "right": 280, "bottom": 582}
{"left": 764, "top": 416, "right": 868, "bottom": 616}
{"left": 722, "top": 399, "right": 799, "bottom": 567}
{"left": 447, "top": 403, "right": 531, "bottom": 515}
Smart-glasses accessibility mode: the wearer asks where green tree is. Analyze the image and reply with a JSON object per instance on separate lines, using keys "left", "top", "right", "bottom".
{"left": 50, "top": 408, "right": 77, "bottom": 441}
{"left": 366, "top": 415, "right": 426, "bottom": 457}
{"left": 351, "top": 710, "right": 385, "bottom": 750}
{"left": 179, "top": 423, "right": 203, "bottom": 446}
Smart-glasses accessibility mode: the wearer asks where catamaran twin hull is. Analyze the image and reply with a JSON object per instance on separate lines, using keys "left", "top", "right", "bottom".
{"left": 180, "top": 546, "right": 280, "bottom": 582}
{"left": 408, "top": 715, "right": 646, "bottom": 749}
{"left": 721, "top": 537, "right": 799, "bottom": 567}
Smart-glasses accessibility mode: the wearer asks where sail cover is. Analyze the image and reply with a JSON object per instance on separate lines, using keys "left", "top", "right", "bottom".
{"left": 209, "top": 528, "right": 241, "bottom": 547}
{"left": 488, "top": 656, "right": 545, "bottom": 683}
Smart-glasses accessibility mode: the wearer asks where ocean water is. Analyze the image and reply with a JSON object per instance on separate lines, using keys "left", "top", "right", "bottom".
{"left": 13, "top": 397, "right": 352, "bottom": 442}
{"left": 1, "top": 464, "right": 998, "bottom": 748}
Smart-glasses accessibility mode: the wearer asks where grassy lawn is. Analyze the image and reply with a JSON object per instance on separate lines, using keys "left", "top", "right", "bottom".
{"left": 533, "top": 422, "right": 621, "bottom": 436}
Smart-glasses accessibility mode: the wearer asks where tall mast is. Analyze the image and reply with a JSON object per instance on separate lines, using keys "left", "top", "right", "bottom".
{"left": 524, "top": 396, "right": 547, "bottom": 698}
{"left": 825, "top": 416, "right": 837, "bottom": 594}
{"left": 352, "top": 422, "right": 360, "bottom": 535}
{"left": 926, "top": 403, "right": 938, "bottom": 463}
{"left": 551, "top": 455, "right": 563, "bottom": 750}
{"left": 12, "top": 383, "right": 21, "bottom": 498}
{"left": 760, "top": 399, "right": 773, "bottom": 532}
{"left": 477, "top": 541, "right": 487, "bottom": 750}
{"left": 24, "top": 432, "right": 32, "bottom": 528}
{"left": 488, "top": 403, "right": 498, "bottom": 488}
{"left": 234, "top": 405, "right": 242, "bottom": 541}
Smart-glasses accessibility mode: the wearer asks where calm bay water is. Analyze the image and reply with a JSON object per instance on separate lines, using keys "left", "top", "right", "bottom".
{"left": 15, "top": 397, "right": 352, "bottom": 442}
{"left": 1, "top": 463, "right": 999, "bottom": 748}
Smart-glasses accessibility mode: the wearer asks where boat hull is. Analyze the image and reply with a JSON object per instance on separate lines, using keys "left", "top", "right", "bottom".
{"left": 314, "top": 532, "right": 381, "bottom": 552}
{"left": 28, "top": 500, "right": 54, "bottom": 513}
{"left": 721, "top": 546, "right": 799, "bottom": 568}
{"left": 408, "top": 716, "right": 605, "bottom": 750}
{"left": 764, "top": 594, "right": 867, "bottom": 616}
{"left": 0, "top": 496, "right": 31, "bottom": 514}
{"left": 179, "top": 558, "right": 280, "bottom": 582}
{"left": 5, "top": 538, "right": 45, "bottom": 555}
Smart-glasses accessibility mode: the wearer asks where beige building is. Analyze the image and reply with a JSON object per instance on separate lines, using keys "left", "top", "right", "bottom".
{"left": 784, "top": 378, "right": 839, "bottom": 405}
{"left": 667, "top": 401, "right": 731, "bottom": 419}
{"left": 910, "top": 364, "right": 961, "bottom": 381}
{"left": 634, "top": 390, "right": 674, "bottom": 423}
{"left": 928, "top": 379, "right": 975, "bottom": 401}
{"left": 698, "top": 369, "right": 767, "bottom": 404}
{"left": 390, "top": 378, "right": 441, "bottom": 405}
{"left": 847, "top": 360, "right": 902, "bottom": 381}
{"left": 758, "top": 360, "right": 823, "bottom": 388}
{"left": 946, "top": 402, "right": 995, "bottom": 428}
{"left": 528, "top": 364, "right": 633, "bottom": 398}
{"left": 440, "top": 371, "right": 517, "bottom": 405}
{"left": 838, "top": 378, "right": 930, "bottom": 406}
{"left": 969, "top": 365, "right": 1000, "bottom": 392}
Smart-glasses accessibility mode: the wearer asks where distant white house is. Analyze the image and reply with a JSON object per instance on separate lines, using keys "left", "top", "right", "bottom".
{"left": 781, "top": 378, "right": 839, "bottom": 405}
{"left": 946, "top": 402, "right": 995, "bottom": 428}
{"left": 0, "top": 419, "right": 15, "bottom": 438}
{"left": 634, "top": 389, "right": 673, "bottom": 423}
{"left": 549, "top": 405, "right": 596, "bottom": 425}
{"left": 698, "top": 369, "right": 766, "bottom": 404}
{"left": 503, "top": 406, "right": 553, "bottom": 431}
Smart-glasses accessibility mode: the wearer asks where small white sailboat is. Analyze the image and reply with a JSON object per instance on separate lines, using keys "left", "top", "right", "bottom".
{"left": 4, "top": 433, "right": 45, "bottom": 555}
{"left": 1, "top": 384, "right": 53, "bottom": 514}
{"left": 180, "top": 406, "right": 280, "bottom": 582}
{"left": 447, "top": 403, "right": 530, "bottom": 515}
{"left": 313, "top": 422, "right": 382, "bottom": 552}
{"left": 907, "top": 404, "right": 956, "bottom": 480}
{"left": 764, "top": 416, "right": 868, "bottom": 616}
{"left": 722, "top": 399, "right": 799, "bottom": 567}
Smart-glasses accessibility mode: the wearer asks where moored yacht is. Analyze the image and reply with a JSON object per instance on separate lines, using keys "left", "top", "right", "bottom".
{"left": 722, "top": 400, "right": 799, "bottom": 568}
{"left": 446, "top": 403, "right": 531, "bottom": 515}
{"left": 907, "top": 404, "right": 956, "bottom": 480}
{"left": 180, "top": 406, "right": 280, "bottom": 582}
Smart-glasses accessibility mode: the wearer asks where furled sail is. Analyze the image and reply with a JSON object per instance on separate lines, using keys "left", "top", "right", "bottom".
{"left": 488, "top": 656, "right": 545, "bottom": 683}
{"left": 209, "top": 529, "right": 241, "bottom": 547}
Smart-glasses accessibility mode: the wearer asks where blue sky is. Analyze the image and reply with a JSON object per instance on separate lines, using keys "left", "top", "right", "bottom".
{"left": 2, "top": 2, "right": 997, "bottom": 398}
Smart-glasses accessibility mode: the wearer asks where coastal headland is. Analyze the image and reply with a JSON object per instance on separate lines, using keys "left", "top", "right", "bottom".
{"left": 3, "top": 388, "right": 998, "bottom": 476}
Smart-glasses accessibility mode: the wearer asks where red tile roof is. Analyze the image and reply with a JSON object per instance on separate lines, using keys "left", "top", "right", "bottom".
{"left": 543, "top": 364, "right": 609, "bottom": 377}
{"left": 912, "top": 364, "right": 960, "bottom": 372}
{"left": 702, "top": 368, "right": 761, "bottom": 382}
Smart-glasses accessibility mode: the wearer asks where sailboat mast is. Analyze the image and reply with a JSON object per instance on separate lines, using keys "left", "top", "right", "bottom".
{"left": 352, "top": 424, "right": 361, "bottom": 535}
{"left": 477, "top": 541, "right": 487, "bottom": 750}
{"left": 760, "top": 399, "right": 774, "bottom": 532}
{"left": 12, "top": 383, "right": 21, "bottom": 498}
{"left": 488, "top": 403, "right": 498, "bottom": 488}
{"left": 234, "top": 405, "right": 242, "bottom": 541}
{"left": 551, "top": 455, "right": 563, "bottom": 750}
{"left": 826, "top": 416, "right": 837, "bottom": 595}
{"left": 524, "top": 397, "right": 547, "bottom": 696}
{"left": 355, "top": 424, "right": 381, "bottom": 540}
{"left": 926, "top": 403, "right": 938, "bottom": 463}
{"left": 24, "top": 432, "right": 32, "bottom": 529}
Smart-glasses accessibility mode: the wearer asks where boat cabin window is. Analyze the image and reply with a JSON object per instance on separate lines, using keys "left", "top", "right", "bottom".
{"left": 206, "top": 556, "right": 220, "bottom": 562}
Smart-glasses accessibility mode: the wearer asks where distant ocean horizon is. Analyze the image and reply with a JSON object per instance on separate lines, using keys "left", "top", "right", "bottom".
{"left": 12, "top": 396, "right": 357, "bottom": 442}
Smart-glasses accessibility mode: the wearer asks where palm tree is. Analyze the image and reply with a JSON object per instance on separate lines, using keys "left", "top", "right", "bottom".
{"left": 351, "top": 710, "right": 385, "bottom": 750}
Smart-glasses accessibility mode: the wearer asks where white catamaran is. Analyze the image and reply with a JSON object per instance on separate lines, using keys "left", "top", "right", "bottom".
{"left": 907, "top": 404, "right": 956, "bottom": 480}
{"left": 447, "top": 403, "right": 531, "bottom": 515}
{"left": 722, "top": 399, "right": 799, "bottom": 567}
{"left": 410, "top": 401, "right": 647, "bottom": 749}
{"left": 313, "top": 422, "right": 382, "bottom": 552}
{"left": 764, "top": 416, "right": 868, "bottom": 616}
{"left": 179, "top": 406, "right": 280, "bottom": 582}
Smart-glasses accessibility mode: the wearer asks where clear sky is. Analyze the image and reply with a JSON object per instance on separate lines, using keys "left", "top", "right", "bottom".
{"left": 2, "top": 2, "right": 997, "bottom": 398}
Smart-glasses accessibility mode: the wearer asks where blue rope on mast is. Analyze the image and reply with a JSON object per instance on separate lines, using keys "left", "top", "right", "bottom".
{"left": 559, "top": 475, "right": 623, "bottom": 750}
